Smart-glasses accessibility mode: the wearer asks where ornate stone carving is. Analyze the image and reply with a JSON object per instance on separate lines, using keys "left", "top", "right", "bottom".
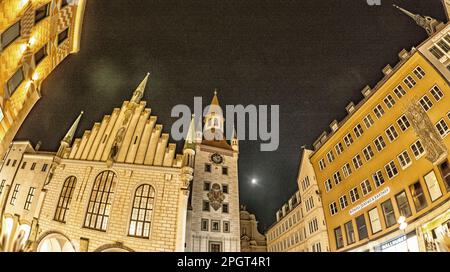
{"left": 405, "top": 100, "right": 448, "bottom": 164}
{"left": 207, "top": 183, "right": 225, "bottom": 211}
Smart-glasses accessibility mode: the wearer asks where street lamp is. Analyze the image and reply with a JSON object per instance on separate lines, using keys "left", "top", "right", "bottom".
{"left": 398, "top": 216, "right": 409, "bottom": 252}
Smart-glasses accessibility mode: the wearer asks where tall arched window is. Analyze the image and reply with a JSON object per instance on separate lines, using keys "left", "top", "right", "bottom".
{"left": 84, "top": 171, "right": 116, "bottom": 231}
{"left": 54, "top": 176, "right": 77, "bottom": 222}
{"left": 128, "top": 184, "right": 155, "bottom": 238}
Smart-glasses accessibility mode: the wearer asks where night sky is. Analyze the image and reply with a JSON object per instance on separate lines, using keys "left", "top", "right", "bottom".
{"left": 15, "top": 0, "right": 446, "bottom": 230}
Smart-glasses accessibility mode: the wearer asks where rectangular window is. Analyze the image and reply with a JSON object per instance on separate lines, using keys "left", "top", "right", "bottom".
{"left": 411, "top": 140, "right": 426, "bottom": 159}
{"left": 395, "top": 191, "right": 412, "bottom": 218}
{"left": 7, "top": 68, "right": 24, "bottom": 97}
{"left": 10, "top": 184, "right": 20, "bottom": 205}
{"left": 35, "top": 3, "right": 50, "bottom": 24}
{"left": 410, "top": 182, "right": 428, "bottom": 212}
{"left": 373, "top": 170, "right": 385, "bottom": 187}
{"left": 334, "top": 227, "right": 344, "bottom": 249}
{"left": 12, "top": 160, "right": 17, "bottom": 167}
{"left": 222, "top": 167, "right": 228, "bottom": 175}
{"left": 419, "top": 95, "right": 434, "bottom": 111}
{"left": 352, "top": 154, "right": 363, "bottom": 170}
{"left": 329, "top": 202, "right": 338, "bottom": 216}
{"left": 435, "top": 119, "right": 449, "bottom": 138}
{"left": 202, "top": 200, "right": 210, "bottom": 212}
{"left": 343, "top": 133, "right": 354, "bottom": 147}
{"left": 363, "top": 145, "right": 374, "bottom": 161}
{"left": 33, "top": 44, "right": 48, "bottom": 66}
{"left": 403, "top": 75, "right": 416, "bottom": 89}
{"left": 223, "top": 221, "right": 230, "bottom": 233}
{"left": 383, "top": 94, "right": 396, "bottom": 109}
{"left": 373, "top": 104, "right": 385, "bottom": 119}
{"left": 385, "top": 161, "right": 399, "bottom": 179}
{"left": 349, "top": 187, "right": 360, "bottom": 203}
{"left": 0, "top": 21, "right": 21, "bottom": 51}
{"left": 319, "top": 159, "right": 326, "bottom": 171}
{"left": 374, "top": 136, "right": 386, "bottom": 152}
{"left": 397, "top": 115, "right": 411, "bottom": 132}
{"left": 203, "top": 181, "right": 211, "bottom": 191}
{"left": 222, "top": 203, "right": 229, "bottom": 213}
{"left": 413, "top": 66, "right": 426, "bottom": 79}
{"left": 356, "top": 214, "right": 368, "bottom": 240}
{"left": 437, "top": 40, "right": 450, "bottom": 53}
{"left": 342, "top": 163, "right": 352, "bottom": 178}
{"left": 58, "top": 28, "right": 69, "bottom": 45}
{"left": 325, "top": 179, "right": 333, "bottom": 192}
{"left": 222, "top": 184, "right": 229, "bottom": 194}
{"left": 381, "top": 199, "right": 396, "bottom": 228}
{"left": 205, "top": 164, "right": 211, "bottom": 172}
{"left": 430, "top": 85, "right": 444, "bottom": 101}
{"left": 424, "top": 171, "right": 443, "bottom": 202}
{"left": 326, "top": 151, "right": 335, "bottom": 163}
{"left": 61, "top": 0, "right": 69, "bottom": 8}
{"left": 21, "top": 162, "right": 27, "bottom": 169}
{"left": 6, "top": 159, "right": 10, "bottom": 166}
{"left": 363, "top": 114, "right": 375, "bottom": 129}
{"left": 344, "top": 221, "right": 356, "bottom": 245}
{"left": 0, "top": 180, "right": 6, "bottom": 195}
{"left": 24, "top": 187, "right": 36, "bottom": 210}
{"left": 353, "top": 124, "right": 364, "bottom": 138}
{"left": 385, "top": 125, "right": 399, "bottom": 142}
{"left": 339, "top": 195, "right": 348, "bottom": 210}
{"left": 438, "top": 161, "right": 450, "bottom": 192}
{"left": 211, "top": 220, "right": 220, "bottom": 232}
{"left": 335, "top": 142, "right": 344, "bottom": 155}
{"left": 429, "top": 45, "right": 445, "bottom": 59}
{"left": 394, "top": 85, "right": 407, "bottom": 99}
{"left": 368, "top": 208, "right": 382, "bottom": 234}
{"left": 42, "top": 164, "right": 48, "bottom": 172}
{"left": 333, "top": 171, "right": 342, "bottom": 185}
{"left": 31, "top": 162, "right": 36, "bottom": 170}
{"left": 398, "top": 150, "right": 412, "bottom": 169}
{"left": 201, "top": 219, "right": 209, "bottom": 231}
{"left": 361, "top": 180, "right": 372, "bottom": 196}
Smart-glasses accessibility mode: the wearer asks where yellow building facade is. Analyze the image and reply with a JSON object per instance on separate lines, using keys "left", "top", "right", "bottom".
{"left": 0, "top": 0, "right": 86, "bottom": 156}
{"left": 311, "top": 46, "right": 450, "bottom": 251}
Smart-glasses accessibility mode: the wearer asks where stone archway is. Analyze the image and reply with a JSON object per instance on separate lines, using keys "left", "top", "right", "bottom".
{"left": 37, "top": 233, "right": 76, "bottom": 252}
{"left": 94, "top": 243, "right": 134, "bottom": 252}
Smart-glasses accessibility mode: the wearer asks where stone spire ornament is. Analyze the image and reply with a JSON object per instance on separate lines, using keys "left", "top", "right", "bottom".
{"left": 62, "top": 111, "right": 84, "bottom": 145}
{"left": 130, "top": 73, "right": 150, "bottom": 104}
{"left": 393, "top": 5, "right": 442, "bottom": 36}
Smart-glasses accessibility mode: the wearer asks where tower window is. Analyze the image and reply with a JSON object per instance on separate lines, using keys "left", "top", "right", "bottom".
{"left": 222, "top": 167, "right": 228, "bottom": 175}
{"left": 35, "top": 3, "right": 50, "bottom": 24}
{"left": 203, "top": 182, "right": 211, "bottom": 191}
{"left": 202, "top": 200, "right": 210, "bottom": 212}
{"left": 7, "top": 68, "right": 24, "bottom": 97}
{"left": 222, "top": 203, "right": 229, "bottom": 213}
{"left": 201, "top": 219, "right": 209, "bottom": 231}
{"left": 223, "top": 221, "right": 230, "bottom": 233}
{"left": 211, "top": 220, "right": 220, "bottom": 232}
{"left": 0, "top": 21, "right": 21, "bottom": 51}
{"left": 222, "top": 184, "right": 229, "bottom": 194}
{"left": 204, "top": 164, "right": 211, "bottom": 173}
{"left": 58, "top": 28, "right": 69, "bottom": 45}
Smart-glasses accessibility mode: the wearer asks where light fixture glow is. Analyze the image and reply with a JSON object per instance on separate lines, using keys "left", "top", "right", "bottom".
{"left": 399, "top": 222, "right": 408, "bottom": 231}
{"left": 398, "top": 216, "right": 406, "bottom": 224}
{"left": 28, "top": 36, "right": 36, "bottom": 47}
{"left": 32, "top": 72, "right": 39, "bottom": 81}
{"left": 20, "top": 44, "right": 27, "bottom": 53}
{"left": 251, "top": 178, "right": 257, "bottom": 185}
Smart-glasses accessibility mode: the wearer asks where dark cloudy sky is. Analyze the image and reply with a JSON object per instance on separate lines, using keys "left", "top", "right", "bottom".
{"left": 16, "top": 0, "right": 446, "bottom": 230}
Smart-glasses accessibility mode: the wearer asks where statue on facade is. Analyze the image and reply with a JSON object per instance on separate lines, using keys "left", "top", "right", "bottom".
{"left": 405, "top": 100, "right": 448, "bottom": 164}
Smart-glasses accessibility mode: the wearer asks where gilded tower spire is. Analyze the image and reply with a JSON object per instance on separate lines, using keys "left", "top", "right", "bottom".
{"left": 393, "top": 5, "right": 442, "bottom": 36}
{"left": 62, "top": 111, "right": 84, "bottom": 145}
{"left": 184, "top": 115, "right": 197, "bottom": 150}
{"left": 130, "top": 73, "right": 150, "bottom": 104}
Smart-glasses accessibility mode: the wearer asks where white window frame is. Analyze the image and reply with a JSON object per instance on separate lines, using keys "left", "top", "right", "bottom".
{"left": 361, "top": 180, "right": 372, "bottom": 196}
{"left": 435, "top": 118, "right": 449, "bottom": 138}
{"left": 397, "top": 150, "right": 412, "bottom": 170}
{"left": 363, "top": 114, "right": 375, "bottom": 129}
{"left": 385, "top": 125, "right": 399, "bottom": 142}
{"left": 383, "top": 94, "right": 396, "bottom": 109}
{"left": 373, "top": 104, "right": 385, "bottom": 119}
{"left": 329, "top": 202, "right": 338, "bottom": 216}
{"left": 373, "top": 170, "right": 385, "bottom": 187}
{"left": 352, "top": 154, "right": 363, "bottom": 169}
{"left": 384, "top": 161, "right": 399, "bottom": 180}
{"left": 335, "top": 142, "right": 344, "bottom": 155}
{"left": 374, "top": 135, "right": 386, "bottom": 152}
{"left": 410, "top": 140, "right": 426, "bottom": 159}
{"left": 396, "top": 115, "right": 411, "bottom": 132}
{"left": 325, "top": 179, "right": 332, "bottom": 192}
{"left": 393, "top": 85, "right": 406, "bottom": 99}
{"left": 430, "top": 85, "right": 444, "bottom": 102}
{"left": 339, "top": 195, "right": 348, "bottom": 210}
{"left": 362, "top": 145, "right": 374, "bottom": 161}
{"left": 343, "top": 133, "right": 354, "bottom": 147}
{"left": 419, "top": 95, "right": 434, "bottom": 112}
{"left": 349, "top": 187, "right": 359, "bottom": 203}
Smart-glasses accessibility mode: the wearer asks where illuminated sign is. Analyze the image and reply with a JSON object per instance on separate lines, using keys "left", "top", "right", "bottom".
{"left": 349, "top": 187, "right": 390, "bottom": 216}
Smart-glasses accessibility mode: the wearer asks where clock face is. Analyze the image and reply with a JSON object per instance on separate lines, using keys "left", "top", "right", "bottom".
{"left": 211, "top": 153, "right": 224, "bottom": 165}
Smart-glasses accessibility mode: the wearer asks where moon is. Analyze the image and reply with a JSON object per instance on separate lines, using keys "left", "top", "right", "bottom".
{"left": 251, "top": 179, "right": 257, "bottom": 185}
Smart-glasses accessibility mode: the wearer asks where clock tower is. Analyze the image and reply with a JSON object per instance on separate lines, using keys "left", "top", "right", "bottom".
{"left": 185, "top": 92, "right": 241, "bottom": 252}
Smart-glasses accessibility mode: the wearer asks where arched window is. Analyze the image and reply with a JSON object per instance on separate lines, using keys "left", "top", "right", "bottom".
{"left": 128, "top": 184, "right": 155, "bottom": 238}
{"left": 54, "top": 176, "right": 77, "bottom": 223}
{"left": 214, "top": 118, "right": 219, "bottom": 126}
{"left": 84, "top": 171, "right": 116, "bottom": 231}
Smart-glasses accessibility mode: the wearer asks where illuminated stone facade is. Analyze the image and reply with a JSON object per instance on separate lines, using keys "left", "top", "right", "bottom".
{"left": 0, "top": 0, "right": 86, "bottom": 156}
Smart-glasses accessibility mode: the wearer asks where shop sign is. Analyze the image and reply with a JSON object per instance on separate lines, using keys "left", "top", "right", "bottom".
{"left": 350, "top": 187, "right": 390, "bottom": 216}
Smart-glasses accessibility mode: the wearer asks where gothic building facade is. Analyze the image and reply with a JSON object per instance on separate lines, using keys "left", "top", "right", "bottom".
{"left": 0, "top": 74, "right": 239, "bottom": 252}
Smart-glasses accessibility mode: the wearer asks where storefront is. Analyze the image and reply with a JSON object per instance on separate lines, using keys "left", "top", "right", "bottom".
{"left": 373, "top": 231, "right": 419, "bottom": 252}
{"left": 421, "top": 209, "right": 450, "bottom": 252}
